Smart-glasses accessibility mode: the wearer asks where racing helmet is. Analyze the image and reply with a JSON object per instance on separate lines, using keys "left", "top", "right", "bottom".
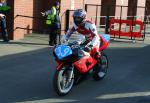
{"left": 73, "top": 9, "right": 86, "bottom": 26}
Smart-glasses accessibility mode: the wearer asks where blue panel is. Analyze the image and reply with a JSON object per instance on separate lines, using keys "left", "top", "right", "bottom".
{"left": 55, "top": 45, "right": 72, "bottom": 60}
{"left": 100, "top": 34, "right": 110, "bottom": 42}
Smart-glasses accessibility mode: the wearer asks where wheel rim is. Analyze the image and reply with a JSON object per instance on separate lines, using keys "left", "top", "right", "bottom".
{"left": 57, "top": 67, "right": 74, "bottom": 94}
{"left": 101, "top": 55, "right": 108, "bottom": 69}
{"left": 98, "top": 55, "right": 108, "bottom": 77}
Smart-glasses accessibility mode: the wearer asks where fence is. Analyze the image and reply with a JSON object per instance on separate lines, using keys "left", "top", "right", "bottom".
{"left": 85, "top": 4, "right": 149, "bottom": 41}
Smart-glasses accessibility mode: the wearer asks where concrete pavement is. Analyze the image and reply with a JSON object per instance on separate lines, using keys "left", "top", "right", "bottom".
{"left": 0, "top": 34, "right": 50, "bottom": 57}
{"left": 0, "top": 33, "right": 150, "bottom": 57}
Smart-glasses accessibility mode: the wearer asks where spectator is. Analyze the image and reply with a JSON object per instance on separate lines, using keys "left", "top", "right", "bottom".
{"left": 41, "top": 1, "right": 61, "bottom": 46}
{"left": 0, "top": 0, "right": 9, "bottom": 42}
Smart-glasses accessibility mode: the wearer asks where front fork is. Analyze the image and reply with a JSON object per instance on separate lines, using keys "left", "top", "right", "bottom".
{"left": 67, "top": 65, "right": 74, "bottom": 81}
{"left": 63, "top": 65, "right": 74, "bottom": 87}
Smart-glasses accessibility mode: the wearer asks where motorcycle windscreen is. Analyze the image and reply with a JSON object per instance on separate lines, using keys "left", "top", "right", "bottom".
{"left": 54, "top": 45, "right": 72, "bottom": 60}
{"left": 74, "top": 55, "right": 97, "bottom": 73}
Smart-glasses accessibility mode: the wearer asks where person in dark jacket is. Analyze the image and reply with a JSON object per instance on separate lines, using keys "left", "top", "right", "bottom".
{"left": 41, "top": 1, "right": 61, "bottom": 46}
{"left": 0, "top": 0, "right": 9, "bottom": 42}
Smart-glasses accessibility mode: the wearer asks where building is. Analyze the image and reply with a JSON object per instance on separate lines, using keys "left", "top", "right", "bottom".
{"left": 3, "top": 0, "right": 150, "bottom": 40}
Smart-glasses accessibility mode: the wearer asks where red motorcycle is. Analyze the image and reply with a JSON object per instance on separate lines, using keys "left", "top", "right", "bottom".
{"left": 53, "top": 34, "right": 110, "bottom": 96}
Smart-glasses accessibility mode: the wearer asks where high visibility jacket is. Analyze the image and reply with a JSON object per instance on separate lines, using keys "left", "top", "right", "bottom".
{"left": 0, "top": 2, "right": 10, "bottom": 14}
{"left": 46, "top": 6, "right": 56, "bottom": 25}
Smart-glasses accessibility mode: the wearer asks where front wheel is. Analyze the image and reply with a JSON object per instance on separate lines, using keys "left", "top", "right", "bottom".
{"left": 93, "top": 53, "right": 108, "bottom": 81}
{"left": 53, "top": 65, "right": 74, "bottom": 96}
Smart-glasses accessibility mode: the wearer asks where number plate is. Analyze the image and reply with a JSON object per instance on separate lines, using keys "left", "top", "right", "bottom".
{"left": 55, "top": 45, "right": 72, "bottom": 60}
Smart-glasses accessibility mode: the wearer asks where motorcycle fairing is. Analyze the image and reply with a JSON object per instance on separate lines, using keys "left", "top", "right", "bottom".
{"left": 99, "top": 34, "right": 110, "bottom": 51}
{"left": 55, "top": 60, "right": 64, "bottom": 71}
{"left": 73, "top": 55, "right": 97, "bottom": 73}
{"left": 101, "top": 34, "right": 110, "bottom": 42}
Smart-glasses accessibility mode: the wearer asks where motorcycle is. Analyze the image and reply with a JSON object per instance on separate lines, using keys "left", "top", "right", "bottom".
{"left": 52, "top": 34, "right": 110, "bottom": 96}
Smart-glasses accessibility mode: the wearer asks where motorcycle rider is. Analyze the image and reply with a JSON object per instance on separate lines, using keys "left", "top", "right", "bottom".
{"left": 62, "top": 9, "right": 101, "bottom": 58}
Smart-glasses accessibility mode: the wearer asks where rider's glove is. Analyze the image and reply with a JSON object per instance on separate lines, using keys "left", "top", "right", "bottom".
{"left": 84, "top": 45, "right": 92, "bottom": 52}
{"left": 61, "top": 35, "right": 68, "bottom": 43}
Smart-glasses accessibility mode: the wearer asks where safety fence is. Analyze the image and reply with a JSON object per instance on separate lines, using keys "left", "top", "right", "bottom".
{"left": 84, "top": 4, "right": 150, "bottom": 41}
{"left": 109, "top": 19, "right": 145, "bottom": 40}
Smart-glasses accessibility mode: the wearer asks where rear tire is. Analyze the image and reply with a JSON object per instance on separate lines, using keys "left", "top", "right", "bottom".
{"left": 53, "top": 65, "right": 74, "bottom": 96}
{"left": 93, "top": 53, "right": 108, "bottom": 81}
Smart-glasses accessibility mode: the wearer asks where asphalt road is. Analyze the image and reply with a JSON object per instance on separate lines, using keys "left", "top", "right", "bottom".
{"left": 0, "top": 41, "right": 150, "bottom": 103}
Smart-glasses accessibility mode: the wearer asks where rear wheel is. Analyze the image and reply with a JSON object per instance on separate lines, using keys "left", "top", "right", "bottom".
{"left": 53, "top": 65, "right": 74, "bottom": 96}
{"left": 93, "top": 53, "right": 108, "bottom": 81}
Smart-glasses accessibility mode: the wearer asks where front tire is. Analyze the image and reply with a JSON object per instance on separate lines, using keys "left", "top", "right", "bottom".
{"left": 93, "top": 53, "right": 108, "bottom": 81}
{"left": 53, "top": 65, "right": 74, "bottom": 96}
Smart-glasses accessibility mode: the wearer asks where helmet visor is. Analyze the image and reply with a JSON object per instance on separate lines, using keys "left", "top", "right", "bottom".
{"left": 73, "top": 17, "right": 83, "bottom": 26}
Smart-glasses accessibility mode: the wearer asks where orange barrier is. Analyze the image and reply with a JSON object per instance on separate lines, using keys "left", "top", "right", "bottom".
{"left": 109, "top": 19, "right": 144, "bottom": 39}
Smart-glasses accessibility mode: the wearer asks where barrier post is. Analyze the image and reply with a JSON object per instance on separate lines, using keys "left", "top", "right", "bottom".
{"left": 105, "top": 7, "right": 110, "bottom": 34}
{"left": 65, "top": 10, "right": 70, "bottom": 32}
{"left": 85, "top": 4, "right": 87, "bottom": 12}
{"left": 105, "top": 15, "right": 110, "bottom": 34}
{"left": 143, "top": 15, "right": 146, "bottom": 40}
{"left": 119, "top": 6, "right": 123, "bottom": 38}
{"left": 131, "top": 16, "right": 134, "bottom": 40}
{"left": 143, "top": 7, "right": 147, "bottom": 40}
